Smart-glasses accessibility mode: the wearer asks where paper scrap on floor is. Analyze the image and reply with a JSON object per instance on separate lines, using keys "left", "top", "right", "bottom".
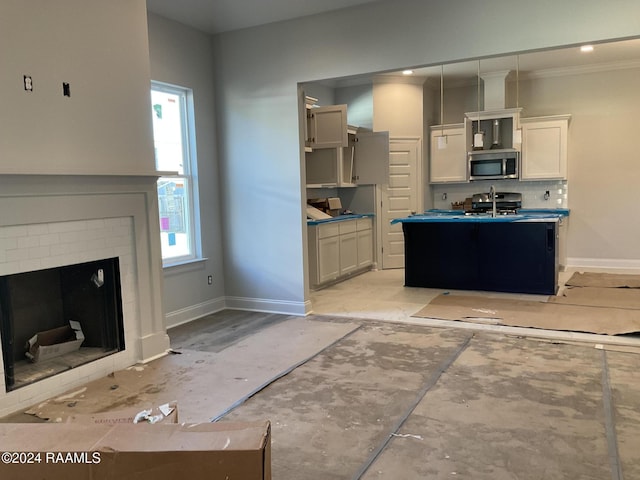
{"left": 413, "top": 294, "right": 640, "bottom": 336}
{"left": 550, "top": 286, "right": 640, "bottom": 309}
{"left": 565, "top": 272, "right": 640, "bottom": 289}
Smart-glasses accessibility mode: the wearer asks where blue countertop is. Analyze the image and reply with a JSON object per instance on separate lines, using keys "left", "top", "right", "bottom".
{"left": 307, "top": 213, "right": 374, "bottom": 226}
{"left": 391, "top": 208, "right": 569, "bottom": 224}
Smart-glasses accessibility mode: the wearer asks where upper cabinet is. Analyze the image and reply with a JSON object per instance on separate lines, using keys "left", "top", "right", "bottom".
{"left": 430, "top": 124, "right": 466, "bottom": 183}
{"left": 464, "top": 108, "right": 522, "bottom": 153}
{"left": 352, "top": 131, "right": 389, "bottom": 185}
{"left": 306, "top": 104, "right": 349, "bottom": 150}
{"left": 306, "top": 126, "right": 389, "bottom": 188}
{"left": 520, "top": 115, "right": 570, "bottom": 180}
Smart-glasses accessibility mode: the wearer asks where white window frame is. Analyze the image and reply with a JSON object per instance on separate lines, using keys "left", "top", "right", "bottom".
{"left": 151, "top": 81, "right": 202, "bottom": 266}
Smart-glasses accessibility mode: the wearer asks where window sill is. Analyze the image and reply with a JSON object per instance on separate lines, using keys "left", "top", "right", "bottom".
{"left": 162, "top": 257, "right": 208, "bottom": 276}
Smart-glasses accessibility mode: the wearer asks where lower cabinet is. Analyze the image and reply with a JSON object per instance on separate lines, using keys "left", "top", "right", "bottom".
{"left": 338, "top": 221, "right": 358, "bottom": 276}
{"left": 317, "top": 235, "right": 340, "bottom": 284}
{"left": 402, "top": 220, "right": 559, "bottom": 295}
{"left": 309, "top": 217, "right": 373, "bottom": 289}
{"left": 356, "top": 218, "right": 374, "bottom": 268}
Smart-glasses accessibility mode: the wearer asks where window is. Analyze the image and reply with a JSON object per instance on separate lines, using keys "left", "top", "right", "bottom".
{"left": 151, "top": 82, "right": 200, "bottom": 264}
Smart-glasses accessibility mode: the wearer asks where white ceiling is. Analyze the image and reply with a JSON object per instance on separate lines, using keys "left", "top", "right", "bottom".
{"left": 145, "top": 0, "right": 383, "bottom": 34}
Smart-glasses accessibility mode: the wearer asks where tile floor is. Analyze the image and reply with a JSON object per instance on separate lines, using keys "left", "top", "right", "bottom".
{"left": 309, "top": 267, "right": 640, "bottom": 347}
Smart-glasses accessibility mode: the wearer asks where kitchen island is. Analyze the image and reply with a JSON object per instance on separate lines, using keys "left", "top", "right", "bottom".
{"left": 391, "top": 210, "right": 569, "bottom": 295}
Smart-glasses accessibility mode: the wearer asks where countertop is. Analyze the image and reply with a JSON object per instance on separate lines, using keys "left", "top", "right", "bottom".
{"left": 391, "top": 208, "right": 569, "bottom": 224}
{"left": 307, "top": 213, "right": 374, "bottom": 226}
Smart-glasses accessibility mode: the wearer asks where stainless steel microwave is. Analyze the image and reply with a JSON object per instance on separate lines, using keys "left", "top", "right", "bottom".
{"left": 468, "top": 150, "right": 519, "bottom": 181}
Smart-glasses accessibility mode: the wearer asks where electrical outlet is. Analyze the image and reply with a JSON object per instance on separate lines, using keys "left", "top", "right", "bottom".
{"left": 207, "top": 275, "right": 213, "bottom": 285}
{"left": 24, "top": 75, "right": 33, "bottom": 91}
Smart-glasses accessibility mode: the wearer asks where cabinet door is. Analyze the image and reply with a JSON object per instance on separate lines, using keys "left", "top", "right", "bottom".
{"left": 353, "top": 131, "right": 390, "bottom": 185}
{"left": 477, "top": 222, "right": 558, "bottom": 295}
{"left": 318, "top": 235, "right": 340, "bottom": 284}
{"left": 356, "top": 229, "right": 373, "bottom": 268}
{"left": 307, "top": 105, "right": 348, "bottom": 149}
{"left": 338, "top": 132, "right": 357, "bottom": 187}
{"left": 521, "top": 116, "right": 569, "bottom": 180}
{"left": 403, "top": 222, "right": 479, "bottom": 289}
{"left": 430, "top": 124, "right": 467, "bottom": 183}
{"left": 339, "top": 232, "right": 358, "bottom": 275}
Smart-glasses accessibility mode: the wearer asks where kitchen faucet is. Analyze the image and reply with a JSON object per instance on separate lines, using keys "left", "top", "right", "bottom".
{"left": 489, "top": 184, "right": 497, "bottom": 218}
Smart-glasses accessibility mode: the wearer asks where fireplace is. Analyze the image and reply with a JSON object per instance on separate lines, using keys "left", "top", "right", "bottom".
{"left": 0, "top": 174, "right": 170, "bottom": 417}
{"left": 0, "top": 258, "right": 125, "bottom": 392}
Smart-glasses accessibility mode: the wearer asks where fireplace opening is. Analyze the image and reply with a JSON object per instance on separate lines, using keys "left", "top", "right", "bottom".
{"left": 0, "top": 257, "right": 125, "bottom": 392}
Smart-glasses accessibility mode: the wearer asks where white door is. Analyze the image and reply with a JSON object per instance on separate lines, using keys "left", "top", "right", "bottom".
{"left": 380, "top": 138, "right": 421, "bottom": 269}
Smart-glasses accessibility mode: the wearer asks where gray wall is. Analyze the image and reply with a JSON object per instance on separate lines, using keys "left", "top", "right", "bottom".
{"left": 519, "top": 68, "right": 640, "bottom": 263}
{"left": 0, "top": 0, "right": 154, "bottom": 175}
{"left": 147, "top": 14, "right": 226, "bottom": 326}
{"left": 335, "top": 84, "right": 374, "bottom": 130}
{"left": 0, "top": 0, "right": 171, "bottom": 363}
{"left": 212, "top": 0, "right": 640, "bottom": 312}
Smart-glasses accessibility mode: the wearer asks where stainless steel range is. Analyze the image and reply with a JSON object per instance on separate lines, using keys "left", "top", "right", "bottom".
{"left": 470, "top": 191, "right": 522, "bottom": 215}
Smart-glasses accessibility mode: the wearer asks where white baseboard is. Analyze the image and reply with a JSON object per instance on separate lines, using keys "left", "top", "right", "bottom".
{"left": 166, "top": 295, "right": 312, "bottom": 329}
{"left": 165, "top": 297, "right": 226, "bottom": 329}
{"left": 225, "top": 296, "right": 310, "bottom": 316}
{"left": 567, "top": 257, "right": 640, "bottom": 271}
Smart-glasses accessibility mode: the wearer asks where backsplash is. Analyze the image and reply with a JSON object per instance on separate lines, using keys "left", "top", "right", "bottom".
{"left": 431, "top": 180, "right": 568, "bottom": 210}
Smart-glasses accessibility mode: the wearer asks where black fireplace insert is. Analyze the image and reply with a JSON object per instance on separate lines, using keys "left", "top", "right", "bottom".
{"left": 0, "top": 257, "right": 125, "bottom": 391}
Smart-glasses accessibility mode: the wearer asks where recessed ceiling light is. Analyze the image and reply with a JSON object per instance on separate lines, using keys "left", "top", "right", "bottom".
{"left": 402, "top": 69, "right": 414, "bottom": 75}
{"left": 580, "top": 45, "right": 594, "bottom": 53}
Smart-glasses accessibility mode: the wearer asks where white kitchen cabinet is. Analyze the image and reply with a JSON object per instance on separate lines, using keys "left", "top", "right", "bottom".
{"left": 520, "top": 115, "right": 570, "bottom": 180}
{"left": 430, "top": 124, "right": 467, "bottom": 183}
{"left": 306, "top": 104, "right": 348, "bottom": 149}
{"left": 350, "top": 131, "right": 390, "bottom": 185}
{"left": 318, "top": 236, "right": 340, "bottom": 284}
{"left": 308, "top": 217, "right": 374, "bottom": 289}
{"left": 464, "top": 108, "right": 522, "bottom": 152}
{"left": 356, "top": 217, "right": 373, "bottom": 268}
{"left": 338, "top": 220, "right": 358, "bottom": 275}
{"left": 306, "top": 127, "right": 389, "bottom": 188}
{"left": 315, "top": 223, "right": 340, "bottom": 284}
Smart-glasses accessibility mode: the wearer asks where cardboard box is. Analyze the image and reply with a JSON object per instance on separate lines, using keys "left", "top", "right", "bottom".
{"left": 63, "top": 401, "right": 178, "bottom": 425}
{"left": 327, "top": 197, "right": 342, "bottom": 217}
{"left": 308, "top": 197, "right": 330, "bottom": 214}
{"left": 25, "top": 320, "right": 84, "bottom": 363}
{"left": 0, "top": 420, "right": 271, "bottom": 480}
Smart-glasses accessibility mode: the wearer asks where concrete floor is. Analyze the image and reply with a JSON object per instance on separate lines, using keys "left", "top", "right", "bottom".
{"left": 3, "top": 268, "right": 640, "bottom": 479}
{"left": 211, "top": 314, "right": 640, "bottom": 479}
{"left": 216, "top": 268, "right": 640, "bottom": 479}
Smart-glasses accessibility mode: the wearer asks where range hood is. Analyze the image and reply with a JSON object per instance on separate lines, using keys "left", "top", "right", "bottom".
{"left": 467, "top": 70, "right": 521, "bottom": 155}
{"left": 480, "top": 70, "right": 510, "bottom": 111}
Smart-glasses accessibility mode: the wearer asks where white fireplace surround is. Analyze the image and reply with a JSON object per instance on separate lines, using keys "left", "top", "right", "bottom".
{"left": 0, "top": 174, "right": 170, "bottom": 417}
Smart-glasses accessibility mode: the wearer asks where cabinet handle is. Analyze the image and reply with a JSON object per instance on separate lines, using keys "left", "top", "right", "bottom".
{"left": 547, "top": 227, "right": 554, "bottom": 251}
